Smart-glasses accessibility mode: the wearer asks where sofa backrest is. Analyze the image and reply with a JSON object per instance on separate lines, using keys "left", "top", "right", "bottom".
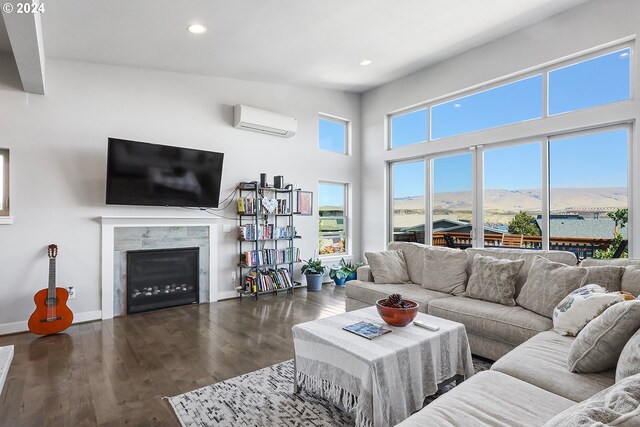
{"left": 581, "top": 258, "right": 640, "bottom": 295}
{"left": 387, "top": 241, "right": 429, "bottom": 284}
{"left": 466, "top": 248, "right": 578, "bottom": 296}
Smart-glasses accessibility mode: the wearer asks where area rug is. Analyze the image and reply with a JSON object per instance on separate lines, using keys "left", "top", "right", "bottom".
{"left": 168, "top": 357, "right": 492, "bottom": 427}
{"left": 0, "top": 345, "right": 14, "bottom": 396}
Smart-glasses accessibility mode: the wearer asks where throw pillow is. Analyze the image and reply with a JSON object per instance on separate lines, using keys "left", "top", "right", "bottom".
{"left": 568, "top": 300, "right": 640, "bottom": 373}
{"left": 365, "top": 250, "right": 411, "bottom": 284}
{"left": 543, "top": 373, "right": 640, "bottom": 427}
{"left": 463, "top": 254, "right": 525, "bottom": 306}
{"left": 617, "top": 329, "right": 640, "bottom": 382}
{"left": 583, "top": 265, "right": 625, "bottom": 291}
{"left": 516, "top": 256, "right": 588, "bottom": 318}
{"left": 553, "top": 284, "right": 624, "bottom": 336}
{"left": 621, "top": 266, "right": 640, "bottom": 297}
{"left": 422, "top": 246, "right": 467, "bottom": 295}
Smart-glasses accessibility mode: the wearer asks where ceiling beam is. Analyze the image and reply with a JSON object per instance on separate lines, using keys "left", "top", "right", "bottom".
{"left": 1, "top": 0, "right": 45, "bottom": 94}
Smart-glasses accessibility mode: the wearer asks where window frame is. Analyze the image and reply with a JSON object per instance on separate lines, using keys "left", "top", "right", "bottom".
{"left": 386, "top": 40, "right": 634, "bottom": 149}
{"left": 388, "top": 107, "right": 429, "bottom": 150}
{"left": 318, "top": 180, "right": 349, "bottom": 257}
{"left": 318, "top": 113, "right": 350, "bottom": 155}
{"left": 0, "top": 148, "right": 9, "bottom": 217}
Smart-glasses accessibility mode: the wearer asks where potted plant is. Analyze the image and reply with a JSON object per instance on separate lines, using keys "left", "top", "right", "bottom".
{"left": 301, "top": 258, "right": 326, "bottom": 292}
{"left": 340, "top": 258, "right": 364, "bottom": 282}
{"left": 329, "top": 264, "right": 350, "bottom": 287}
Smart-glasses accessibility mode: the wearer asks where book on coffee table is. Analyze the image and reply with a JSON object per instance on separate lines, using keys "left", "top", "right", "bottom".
{"left": 343, "top": 321, "right": 391, "bottom": 340}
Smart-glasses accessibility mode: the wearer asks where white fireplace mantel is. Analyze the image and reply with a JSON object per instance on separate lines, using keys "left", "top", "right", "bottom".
{"left": 100, "top": 216, "right": 220, "bottom": 320}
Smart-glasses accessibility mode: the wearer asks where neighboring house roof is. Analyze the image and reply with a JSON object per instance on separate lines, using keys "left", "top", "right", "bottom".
{"left": 397, "top": 220, "right": 504, "bottom": 235}
{"left": 535, "top": 218, "right": 626, "bottom": 239}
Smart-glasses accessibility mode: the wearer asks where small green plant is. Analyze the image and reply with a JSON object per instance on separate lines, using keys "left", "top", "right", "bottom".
{"left": 339, "top": 258, "right": 364, "bottom": 274}
{"left": 301, "top": 258, "right": 326, "bottom": 275}
{"left": 329, "top": 265, "right": 350, "bottom": 280}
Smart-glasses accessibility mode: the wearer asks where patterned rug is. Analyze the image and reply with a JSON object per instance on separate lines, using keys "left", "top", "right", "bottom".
{"left": 168, "top": 357, "right": 492, "bottom": 426}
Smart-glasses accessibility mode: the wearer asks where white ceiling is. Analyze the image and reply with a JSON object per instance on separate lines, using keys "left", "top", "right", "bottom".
{"left": 25, "top": 0, "right": 590, "bottom": 92}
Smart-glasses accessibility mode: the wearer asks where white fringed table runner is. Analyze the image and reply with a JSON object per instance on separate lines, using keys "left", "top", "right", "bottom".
{"left": 293, "top": 307, "right": 474, "bottom": 427}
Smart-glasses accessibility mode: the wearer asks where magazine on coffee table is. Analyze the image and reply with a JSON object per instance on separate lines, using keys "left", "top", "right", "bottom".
{"left": 343, "top": 321, "right": 392, "bottom": 340}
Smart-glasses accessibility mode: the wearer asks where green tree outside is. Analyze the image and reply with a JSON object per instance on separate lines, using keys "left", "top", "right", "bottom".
{"left": 507, "top": 211, "right": 540, "bottom": 236}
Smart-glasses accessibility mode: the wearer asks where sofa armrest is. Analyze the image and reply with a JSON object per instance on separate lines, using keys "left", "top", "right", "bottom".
{"left": 357, "top": 265, "right": 374, "bottom": 282}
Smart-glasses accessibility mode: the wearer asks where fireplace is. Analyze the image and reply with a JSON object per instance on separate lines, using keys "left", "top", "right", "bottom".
{"left": 126, "top": 247, "right": 199, "bottom": 314}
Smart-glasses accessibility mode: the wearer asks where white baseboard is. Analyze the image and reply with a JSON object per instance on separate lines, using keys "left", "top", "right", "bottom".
{"left": 215, "top": 291, "right": 238, "bottom": 301}
{"left": 0, "top": 310, "right": 103, "bottom": 336}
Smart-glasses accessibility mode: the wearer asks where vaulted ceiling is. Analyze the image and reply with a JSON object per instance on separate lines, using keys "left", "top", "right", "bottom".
{"left": 2, "top": 0, "right": 590, "bottom": 93}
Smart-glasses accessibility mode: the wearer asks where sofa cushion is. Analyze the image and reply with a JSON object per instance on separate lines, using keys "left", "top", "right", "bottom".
{"left": 345, "top": 281, "right": 450, "bottom": 312}
{"left": 364, "top": 250, "right": 410, "bottom": 284}
{"left": 491, "top": 331, "right": 615, "bottom": 402}
{"left": 552, "top": 284, "right": 624, "bottom": 337}
{"left": 466, "top": 248, "right": 577, "bottom": 297}
{"left": 617, "top": 329, "right": 640, "bottom": 382}
{"left": 388, "top": 242, "right": 428, "bottom": 284}
{"left": 583, "top": 265, "right": 625, "bottom": 291}
{"left": 395, "top": 371, "right": 575, "bottom": 427}
{"left": 621, "top": 266, "right": 640, "bottom": 296}
{"left": 517, "top": 256, "right": 588, "bottom": 318}
{"left": 427, "top": 296, "right": 552, "bottom": 347}
{"left": 544, "top": 373, "right": 640, "bottom": 427}
{"left": 356, "top": 265, "right": 374, "bottom": 282}
{"left": 423, "top": 246, "right": 467, "bottom": 295}
{"left": 464, "top": 254, "right": 524, "bottom": 306}
{"left": 569, "top": 300, "right": 640, "bottom": 373}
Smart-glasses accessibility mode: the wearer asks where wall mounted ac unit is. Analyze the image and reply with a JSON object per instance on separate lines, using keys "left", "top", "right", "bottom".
{"left": 233, "top": 105, "right": 297, "bottom": 138}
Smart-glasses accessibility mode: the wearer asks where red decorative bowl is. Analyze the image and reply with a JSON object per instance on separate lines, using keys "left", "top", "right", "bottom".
{"left": 376, "top": 299, "right": 419, "bottom": 327}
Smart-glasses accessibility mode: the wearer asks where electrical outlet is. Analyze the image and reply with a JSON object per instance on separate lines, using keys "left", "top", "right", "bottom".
{"left": 67, "top": 286, "right": 76, "bottom": 299}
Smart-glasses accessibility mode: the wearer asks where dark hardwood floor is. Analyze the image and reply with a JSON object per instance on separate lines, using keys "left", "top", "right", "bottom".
{"left": 0, "top": 286, "right": 347, "bottom": 426}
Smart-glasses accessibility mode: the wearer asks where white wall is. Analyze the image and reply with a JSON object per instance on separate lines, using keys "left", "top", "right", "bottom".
{"left": 360, "top": 0, "right": 640, "bottom": 255}
{"left": 0, "top": 58, "right": 361, "bottom": 331}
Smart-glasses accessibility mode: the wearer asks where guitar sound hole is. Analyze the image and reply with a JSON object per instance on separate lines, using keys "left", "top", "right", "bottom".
{"left": 45, "top": 297, "right": 59, "bottom": 307}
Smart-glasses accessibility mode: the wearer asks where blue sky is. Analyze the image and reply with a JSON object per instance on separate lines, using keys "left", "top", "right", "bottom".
{"left": 391, "top": 48, "right": 630, "bottom": 199}
{"left": 319, "top": 182, "right": 345, "bottom": 207}
{"left": 319, "top": 118, "right": 346, "bottom": 153}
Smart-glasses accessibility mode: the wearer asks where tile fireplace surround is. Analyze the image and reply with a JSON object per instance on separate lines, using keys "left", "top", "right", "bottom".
{"left": 100, "top": 216, "right": 220, "bottom": 320}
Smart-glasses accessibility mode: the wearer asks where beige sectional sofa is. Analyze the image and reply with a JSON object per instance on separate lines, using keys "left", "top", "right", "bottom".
{"left": 347, "top": 242, "right": 578, "bottom": 360}
{"left": 347, "top": 242, "right": 640, "bottom": 426}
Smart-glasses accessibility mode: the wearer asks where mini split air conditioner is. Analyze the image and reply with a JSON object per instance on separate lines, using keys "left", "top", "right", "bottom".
{"left": 233, "top": 104, "right": 297, "bottom": 138}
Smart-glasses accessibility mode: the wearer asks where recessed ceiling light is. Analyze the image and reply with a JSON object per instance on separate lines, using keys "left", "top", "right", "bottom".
{"left": 188, "top": 24, "right": 207, "bottom": 34}
{"left": 453, "top": 103, "right": 462, "bottom": 108}
{"left": 619, "top": 52, "right": 630, "bottom": 58}
{"left": 360, "top": 59, "right": 373, "bottom": 66}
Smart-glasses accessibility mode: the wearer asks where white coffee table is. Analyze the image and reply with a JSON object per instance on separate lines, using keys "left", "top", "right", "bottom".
{"left": 292, "top": 306, "right": 474, "bottom": 427}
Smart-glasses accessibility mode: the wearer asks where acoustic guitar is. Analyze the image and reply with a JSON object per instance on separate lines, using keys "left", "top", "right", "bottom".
{"left": 28, "top": 244, "right": 74, "bottom": 335}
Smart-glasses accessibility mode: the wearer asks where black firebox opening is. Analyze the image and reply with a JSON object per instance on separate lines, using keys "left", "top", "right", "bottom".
{"left": 126, "top": 247, "right": 199, "bottom": 314}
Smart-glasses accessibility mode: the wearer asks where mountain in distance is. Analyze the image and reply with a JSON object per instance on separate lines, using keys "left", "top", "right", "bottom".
{"left": 394, "top": 188, "right": 627, "bottom": 212}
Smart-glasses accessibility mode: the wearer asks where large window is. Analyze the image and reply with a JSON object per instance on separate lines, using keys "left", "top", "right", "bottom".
{"left": 483, "top": 143, "right": 542, "bottom": 246}
{"left": 391, "top": 160, "right": 425, "bottom": 243}
{"left": 549, "top": 128, "right": 628, "bottom": 257}
{"left": 433, "top": 153, "right": 473, "bottom": 244}
{"left": 0, "top": 149, "right": 8, "bottom": 216}
{"left": 390, "top": 109, "right": 428, "bottom": 149}
{"left": 431, "top": 75, "right": 543, "bottom": 140}
{"left": 319, "top": 115, "right": 348, "bottom": 154}
{"left": 548, "top": 48, "right": 631, "bottom": 115}
{"left": 319, "top": 182, "right": 347, "bottom": 255}
{"left": 388, "top": 44, "right": 632, "bottom": 149}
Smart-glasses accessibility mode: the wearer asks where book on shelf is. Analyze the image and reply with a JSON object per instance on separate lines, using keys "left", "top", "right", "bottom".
{"left": 237, "top": 197, "right": 289, "bottom": 215}
{"left": 241, "top": 247, "right": 300, "bottom": 266}
{"left": 238, "top": 224, "right": 296, "bottom": 240}
{"left": 342, "top": 322, "right": 392, "bottom": 340}
{"left": 244, "top": 268, "right": 294, "bottom": 293}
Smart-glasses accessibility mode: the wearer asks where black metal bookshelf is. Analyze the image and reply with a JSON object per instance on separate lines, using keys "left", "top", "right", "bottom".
{"left": 237, "top": 183, "right": 302, "bottom": 299}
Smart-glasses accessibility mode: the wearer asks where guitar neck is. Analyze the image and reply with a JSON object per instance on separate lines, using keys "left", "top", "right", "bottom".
{"left": 48, "top": 258, "right": 56, "bottom": 298}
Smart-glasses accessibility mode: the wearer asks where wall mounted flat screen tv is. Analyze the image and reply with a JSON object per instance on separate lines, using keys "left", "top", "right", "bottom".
{"left": 106, "top": 138, "right": 224, "bottom": 208}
